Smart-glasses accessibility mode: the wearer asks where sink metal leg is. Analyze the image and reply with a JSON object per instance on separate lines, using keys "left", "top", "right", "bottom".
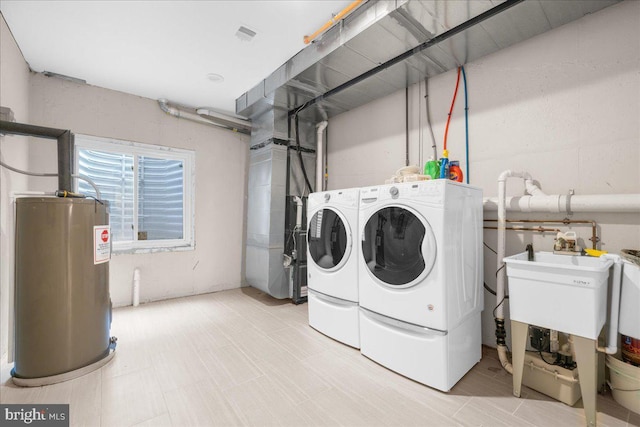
{"left": 572, "top": 335, "right": 598, "bottom": 427}
{"left": 511, "top": 320, "right": 529, "bottom": 398}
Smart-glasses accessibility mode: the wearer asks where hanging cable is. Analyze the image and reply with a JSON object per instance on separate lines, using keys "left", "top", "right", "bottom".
{"left": 418, "top": 81, "right": 422, "bottom": 169}
{"left": 0, "top": 160, "right": 57, "bottom": 177}
{"left": 405, "top": 87, "right": 409, "bottom": 166}
{"left": 425, "top": 78, "right": 438, "bottom": 160}
{"left": 1, "top": 159, "right": 102, "bottom": 199}
{"left": 73, "top": 174, "right": 102, "bottom": 200}
{"left": 461, "top": 65, "right": 469, "bottom": 184}
{"left": 294, "top": 112, "right": 313, "bottom": 195}
{"left": 443, "top": 67, "right": 462, "bottom": 153}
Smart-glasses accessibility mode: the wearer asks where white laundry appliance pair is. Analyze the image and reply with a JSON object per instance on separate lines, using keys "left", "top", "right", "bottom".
{"left": 307, "top": 188, "right": 360, "bottom": 348}
{"left": 358, "top": 180, "right": 484, "bottom": 392}
{"left": 306, "top": 180, "right": 483, "bottom": 392}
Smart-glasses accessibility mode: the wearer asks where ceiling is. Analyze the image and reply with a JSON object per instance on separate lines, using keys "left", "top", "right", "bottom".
{"left": 0, "top": 0, "right": 354, "bottom": 118}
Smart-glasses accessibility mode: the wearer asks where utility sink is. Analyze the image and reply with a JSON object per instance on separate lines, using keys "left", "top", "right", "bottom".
{"left": 504, "top": 251, "right": 613, "bottom": 339}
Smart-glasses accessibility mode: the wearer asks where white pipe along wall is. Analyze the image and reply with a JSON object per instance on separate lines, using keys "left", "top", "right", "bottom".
{"left": 484, "top": 194, "right": 640, "bottom": 213}
{"left": 494, "top": 170, "right": 634, "bottom": 372}
{"left": 316, "top": 121, "right": 328, "bottom": 192}
{"left": 323, "top": 0, "right": 639, "bottom": 364}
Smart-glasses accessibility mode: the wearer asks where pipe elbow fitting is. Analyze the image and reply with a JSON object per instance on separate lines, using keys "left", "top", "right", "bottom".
{"left": 498, "top": 170, "right": 513, "bottom": 182}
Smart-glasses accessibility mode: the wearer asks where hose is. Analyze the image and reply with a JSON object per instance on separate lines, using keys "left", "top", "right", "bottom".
{"left": 72, "top": 174, "right": 102, "bottom": 200}
{"left": 0, "top": 160, "right": 101, "bottom": 199}
{"left": 443, "top": 67, "right": 462, "bottom": 153}
{"left": 0, "top": 160, "right": 57, "bottom": 177}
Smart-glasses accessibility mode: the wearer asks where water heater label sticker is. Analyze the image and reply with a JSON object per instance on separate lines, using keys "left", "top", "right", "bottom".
{"left": 94, "top": 225, "right": 111, "bottom": 264}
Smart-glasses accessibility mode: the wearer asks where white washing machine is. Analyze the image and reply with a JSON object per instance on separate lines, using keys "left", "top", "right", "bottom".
{"left": 307, "top": 188, "right": 360, "bottom": 348}
{"left": 358, "top": 180, "right": 483, "bottom": 391}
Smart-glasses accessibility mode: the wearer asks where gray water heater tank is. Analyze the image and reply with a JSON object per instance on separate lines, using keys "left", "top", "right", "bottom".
{"left": 14, "top": 197, "right": 112, "bottom": 380}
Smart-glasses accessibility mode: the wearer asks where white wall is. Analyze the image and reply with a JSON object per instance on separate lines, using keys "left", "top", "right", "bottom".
{"left": 0, "top": 14, "right": 31, "bottom": 358}
{"left": 0, "top": 20, "right": 249, "bottom": 354}
{"left": 24, "top": 73, "right": 250, "bottom": 307}
{"left": 327, "top": 1, "right": 640, "bottom": 347}
{"left": 1, "top": 11, "right": 249, "bottom": 357}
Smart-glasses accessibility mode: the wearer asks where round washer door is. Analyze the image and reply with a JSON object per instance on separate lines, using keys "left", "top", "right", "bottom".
{"left": 361, "top": 205, "right": 436, "bottom": 288}
{"left": 308, "top": 208, "right": 352, "bottom": 272}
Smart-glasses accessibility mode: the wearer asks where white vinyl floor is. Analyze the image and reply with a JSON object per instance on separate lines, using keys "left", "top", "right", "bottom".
{"left": 1, "top": 287, "right": 638, "bottom": 427}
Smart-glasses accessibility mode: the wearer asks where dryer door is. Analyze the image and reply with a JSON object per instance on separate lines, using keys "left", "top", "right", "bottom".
{"left": 308, "top": 208, "right": 351, "bottom": 272}
{"left": 361, "top": 205, "right": 436, "bottom": 288}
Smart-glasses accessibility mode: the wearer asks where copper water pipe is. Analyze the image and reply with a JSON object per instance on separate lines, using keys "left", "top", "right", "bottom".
{"left": 484, "top": 226, "right": 560, "bottom": 233}
{"left": 303, "top": 0, "right": 364, "bottom": 44}
{"left": 483, "top": 218, "right": 599, "bottom": 249}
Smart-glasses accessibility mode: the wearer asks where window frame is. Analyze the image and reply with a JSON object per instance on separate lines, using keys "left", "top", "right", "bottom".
{"left": 74, "top": 134, "right": 195, "bottom": 254}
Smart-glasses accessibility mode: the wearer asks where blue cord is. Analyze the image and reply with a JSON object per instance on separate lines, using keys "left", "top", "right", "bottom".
{"left": 461, "top": 65, "right": 469, "bottom": 184}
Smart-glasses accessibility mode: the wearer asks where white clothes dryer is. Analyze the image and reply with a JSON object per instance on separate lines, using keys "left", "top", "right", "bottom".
{"left": 358, "top": 180, "right": 483, "bottom": 391}
{"left": 307, "top": 188, "right": 360, "bottom": 348}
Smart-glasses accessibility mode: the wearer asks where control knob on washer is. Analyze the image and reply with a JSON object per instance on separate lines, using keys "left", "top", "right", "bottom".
{"left": 390, "top": 187, "right": 399, "bottom": 198}
{"left": 324, "top": 193, "right": 331, "bottom": 202}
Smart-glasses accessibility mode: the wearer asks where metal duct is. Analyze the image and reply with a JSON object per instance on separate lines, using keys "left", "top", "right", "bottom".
{"left": 237, "top": 0, "right": 620, "bottom": 299}
{"left": 236, "top": 0, "right": 620, "bottom": 122}
{"left": 245, "top": 141, "right": 289, "bottom": 298}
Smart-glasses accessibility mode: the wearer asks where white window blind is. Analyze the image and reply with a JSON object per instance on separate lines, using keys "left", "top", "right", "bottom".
{"left": 78, "top": 149, "right": 134, "bottom": 241}
{"left": 138, "top": 156, "right": 184, "bottom": 240}
{"left": 75, "top": 135, "right": 195, "bottom": 252}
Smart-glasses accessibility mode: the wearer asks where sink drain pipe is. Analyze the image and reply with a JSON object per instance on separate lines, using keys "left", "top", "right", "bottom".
{"left": 494, "top": 170, "right": 636, "bottom": 372}
{"left": 496, "top": 170, "right": 534, "bottom": 373}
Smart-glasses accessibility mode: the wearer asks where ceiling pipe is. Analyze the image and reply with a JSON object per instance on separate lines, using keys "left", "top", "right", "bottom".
{"left": 196, "top": 108, "right": 251, "bottom": 134}
{"left": 303, "top": 0, "right": 364, "bottom": 45}
{"left": 158, "top": 99, "right": 251, "bottom": 135}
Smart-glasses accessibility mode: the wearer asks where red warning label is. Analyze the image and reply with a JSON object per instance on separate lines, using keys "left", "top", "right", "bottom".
{"left": 94, "top": 225, "right": 111, "bottom": 264}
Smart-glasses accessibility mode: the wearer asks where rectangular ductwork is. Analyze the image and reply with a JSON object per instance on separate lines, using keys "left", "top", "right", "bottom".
{"left": 237, "top": 0, "right": 620, "bottom": 122}
{"left": 239, "top": 0, "right": 620, "bottom": 299}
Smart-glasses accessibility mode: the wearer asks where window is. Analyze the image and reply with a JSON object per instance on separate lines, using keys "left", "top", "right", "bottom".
{"left": 74, "top": 134, "right": 195, "bottom": 253}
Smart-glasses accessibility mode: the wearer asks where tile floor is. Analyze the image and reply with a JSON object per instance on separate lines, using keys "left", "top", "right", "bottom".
{"left": 1, "top": 287, "right": 638, "bottom": 426}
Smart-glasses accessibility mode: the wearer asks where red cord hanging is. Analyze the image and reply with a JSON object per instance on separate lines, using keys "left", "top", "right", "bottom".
{"left": 443, "top": 67, "right": 462, "bottom": 153}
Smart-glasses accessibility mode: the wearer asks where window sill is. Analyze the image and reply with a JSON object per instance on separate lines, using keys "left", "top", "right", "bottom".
{"left": 112, "top": 241, "right": 195, "bottom": 255}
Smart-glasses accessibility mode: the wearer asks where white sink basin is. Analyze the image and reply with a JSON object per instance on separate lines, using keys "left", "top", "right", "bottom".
{"left": 504, "top": 251, "right": 613, "bottom": 339}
